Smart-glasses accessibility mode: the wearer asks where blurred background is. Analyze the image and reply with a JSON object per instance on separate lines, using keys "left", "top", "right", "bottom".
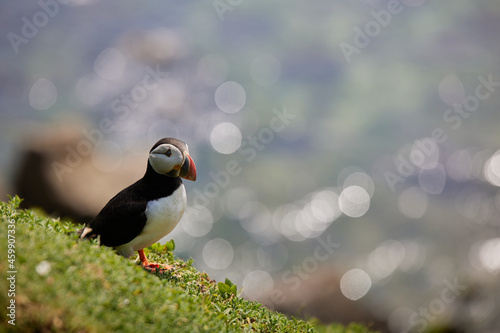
{"left": 1, "top": 0, "right": 500, "bottom": 332}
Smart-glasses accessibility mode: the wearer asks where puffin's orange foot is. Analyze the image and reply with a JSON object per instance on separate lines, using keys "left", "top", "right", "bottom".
{"left": 142, "top": 263, "right": 175, "bottom": 273}
{"left": 137, "top": 249, "right": 174, "bottom": 273}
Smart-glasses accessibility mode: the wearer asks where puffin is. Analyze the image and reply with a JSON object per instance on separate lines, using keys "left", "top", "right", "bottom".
{"left": 79, "top": 137, "right": 196, "bottom": 272}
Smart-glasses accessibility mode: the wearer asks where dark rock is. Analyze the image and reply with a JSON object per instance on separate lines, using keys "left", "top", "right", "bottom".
{"left": 14, "top": 124, "right": 145, "bottom": 224}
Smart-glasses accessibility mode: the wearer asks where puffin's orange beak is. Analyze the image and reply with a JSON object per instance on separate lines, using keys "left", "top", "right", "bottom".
{"left": 180, "top": 154, "right": 197, "bottom": 181}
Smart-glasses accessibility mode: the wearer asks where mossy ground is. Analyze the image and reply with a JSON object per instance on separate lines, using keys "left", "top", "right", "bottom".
{"left": 0, "top": 197, "right": 377, "bottom": 333}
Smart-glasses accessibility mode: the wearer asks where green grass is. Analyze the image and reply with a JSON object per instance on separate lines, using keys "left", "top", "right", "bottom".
{"left": 0, "top": 197, "right": 378, "bottom": 333}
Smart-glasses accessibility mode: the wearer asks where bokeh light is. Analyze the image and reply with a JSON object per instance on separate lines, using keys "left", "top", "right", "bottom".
{"left": 279, "top": 206, "right": 307, "bottom": 242}
{"left": 210, "top": 122, "right": 242, "bottom": 154}
{"left": 233, "top": 243, "right": 257, "bottom": 273}
{"left": 295, "top": 206, "right": 323, "bottom": 239}
{"left": 340, "top": 268, "right": 372, "bottom": 301}
{"left": 409, "top": 139, "right": 439, "bottom": 170}
{"left": 35, "top": 260, "right": 51, "bottom": 276}
{"left": 309, "top": 189, "right": 341, "bottom": 223}
{"left": 182, "top": 206, "right": 214, "bottom": 237}
{"left": 438, "top": 74, "right": 465, "bottom": 106}
{"left": 94, "top": 48, "right": 126, "bottom": 80}
{"left": 238, "top": 201, "right": 273, "bottom": 235}
{"left": 338, "top": 186, "right": 370, "bottom": 218}
{"left": 343, "top": 172, "right": 375, "bottom": 197}
{"left": 399, "top": 241, "right": 425, "bottom": 273}
{"left": 367, "top": 240, "right": 405, "bottom": 280}
{"left": 398, "top": 186, "right": 428, "bottom": 219}
{"left": 455, "top": 187, "right": 492, "bottom": 223}
{"left": 418, "top": 163, "right": 446, "bottom": 195}
{"left": 271, "top": 187, "right": 345, "bottom": 242}
{"left": 202, "top": 238, "right": 234, "bottom": 270}
{"left": 29, "top": 78, "right": 57, "bottom": 110}
{"left": 484, "top": 150, "right": 500, "bottom": 187}
{"left": 447, "top": 150, "right": 474, "bottom": 182}
{"left": 477, "top": 238, "right": 500, "bottom": 273}
{"left": 214, "top": 81, "right": 246, "bottom": 113}
{"left": 242, "top": 270, "right": 274, "bottom": 300}
{"left": 272, "top": 204, "right": 297, "bottom": 239}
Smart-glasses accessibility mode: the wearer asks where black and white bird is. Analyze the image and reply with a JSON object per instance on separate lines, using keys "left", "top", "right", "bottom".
{"left": 79, "top": 137, "right": 196, "bottom": 271}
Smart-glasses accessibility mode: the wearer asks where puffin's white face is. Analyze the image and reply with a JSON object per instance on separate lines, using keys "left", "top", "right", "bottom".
{"left": 148, "top": 144, "right": 185, "bottom": 175}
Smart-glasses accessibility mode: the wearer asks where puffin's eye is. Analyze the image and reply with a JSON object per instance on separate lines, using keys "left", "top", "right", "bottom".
{"left": 166, "top": 149, "right": 172, "bottom": 157}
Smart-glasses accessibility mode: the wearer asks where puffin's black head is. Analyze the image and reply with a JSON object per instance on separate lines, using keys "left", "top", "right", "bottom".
{"left": 148, "top": 137, "right": 197, "bottom": 181}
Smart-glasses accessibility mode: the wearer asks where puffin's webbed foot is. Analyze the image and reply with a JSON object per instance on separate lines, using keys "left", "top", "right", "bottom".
{"left": 138, "top": 249, "right": 174, "bottom": 273}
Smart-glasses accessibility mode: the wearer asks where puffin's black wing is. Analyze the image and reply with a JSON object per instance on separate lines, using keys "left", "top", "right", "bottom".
{"left": 81, "top": 163, "right": 183, "bottom": 248}
{"left": 81, "top": 183, "right": 149, "bottom": 247}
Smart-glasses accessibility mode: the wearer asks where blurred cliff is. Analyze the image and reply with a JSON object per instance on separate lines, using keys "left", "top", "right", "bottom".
{"left": 14, "top": 125, "right": 145, "bottom": 223}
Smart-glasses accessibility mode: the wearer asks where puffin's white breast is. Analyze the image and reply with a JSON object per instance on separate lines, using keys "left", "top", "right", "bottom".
{"left": 115, "top": 184, "right": 186, "bottom": 257}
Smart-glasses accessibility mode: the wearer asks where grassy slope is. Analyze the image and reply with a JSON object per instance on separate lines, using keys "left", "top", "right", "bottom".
{"left": 0, "top": 197, "right": 377, "bottom": 333}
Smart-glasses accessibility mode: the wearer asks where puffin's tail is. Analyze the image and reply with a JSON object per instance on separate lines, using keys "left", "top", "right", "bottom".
{"left": 66, "top": 227, "right": 89, "bottom": 238}
{"left": 74, "top": 224, "right": 100, "bottom": 244}
{"left": 79, "top": 226, "right": 96, "bottom": 239}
